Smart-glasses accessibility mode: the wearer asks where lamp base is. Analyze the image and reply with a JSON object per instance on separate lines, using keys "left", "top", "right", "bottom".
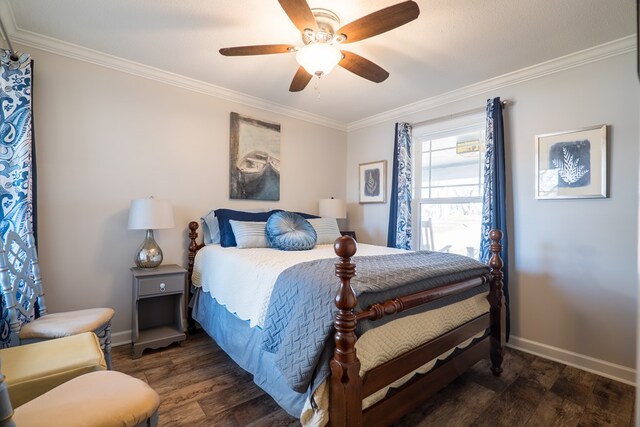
{"left": 134, "top": 229, "right": 163, "bottom": 269}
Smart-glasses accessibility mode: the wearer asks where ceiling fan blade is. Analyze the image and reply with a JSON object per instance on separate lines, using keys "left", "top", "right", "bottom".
{"left": 278, "top": 0, "right": 318, "bottom": 33}
{"left": 338, "top": 1, "right": 420, "bottom": 44}
{"left": 219, "top": 44, "right": 294, "bottom": 56}
{"left": 339, "top": 51, "right": 389, "bottom": 83}
{"left": 289, "top": 66, "right": 313, "bottom": 92}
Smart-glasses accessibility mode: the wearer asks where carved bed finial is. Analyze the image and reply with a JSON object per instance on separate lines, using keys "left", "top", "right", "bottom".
{"left": 334, "top": 235, "right": 357, "bottom": 260}
{"left": 489, "top": 229, "right": 503, "bottom": 276}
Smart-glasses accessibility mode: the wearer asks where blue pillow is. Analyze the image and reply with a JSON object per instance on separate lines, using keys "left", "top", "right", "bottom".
{"left": 266, "top": 211, "right": 317, "bottom": 251}
{"left": 292, "top": 212, "right": 320, "bottom": 220}
{"left": 215, "top": 209, "right": 278, "bottom": 247}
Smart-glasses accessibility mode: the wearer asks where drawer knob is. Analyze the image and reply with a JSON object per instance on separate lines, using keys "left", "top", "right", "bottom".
{"left": 159, "top": 283, "right": 166, "bottom": 292}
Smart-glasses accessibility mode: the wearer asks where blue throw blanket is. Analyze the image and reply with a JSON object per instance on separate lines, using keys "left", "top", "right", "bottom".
{"left": 262, "top": 250, "right": 490, "bottom": 393}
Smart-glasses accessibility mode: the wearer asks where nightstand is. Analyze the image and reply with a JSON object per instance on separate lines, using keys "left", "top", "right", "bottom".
{"left": 340, "top": 230, "right": 357, "bottom": 241}
{"left": 131, "top": 264, "right": 187, "bottom": 358}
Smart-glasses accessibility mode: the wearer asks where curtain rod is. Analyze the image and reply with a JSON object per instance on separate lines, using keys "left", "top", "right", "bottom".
{"left": 411, "top": 99, "right": 508, "bottom": 128}
{"left": 0, "top": 16, "right": 18, "bottom": 61}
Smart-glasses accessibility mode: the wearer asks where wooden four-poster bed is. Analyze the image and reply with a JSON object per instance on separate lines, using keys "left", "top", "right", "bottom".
{"left": 186, "top": 220, "right": 505, "bottom": 426}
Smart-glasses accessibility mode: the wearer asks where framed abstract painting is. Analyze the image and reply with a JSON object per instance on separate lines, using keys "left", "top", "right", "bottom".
{"left": 359, "top": 160, "right": 386, "bottom": 203}
{"left": 535, "top": 124, "right": 607, "bottom": 199}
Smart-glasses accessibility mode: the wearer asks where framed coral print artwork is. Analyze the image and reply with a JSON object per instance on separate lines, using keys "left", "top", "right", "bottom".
{"left": 359, "top": 160, "right": 386, "bottom": 203}
{"left": 535, "top": 125, "right": 607, "bottom": 199}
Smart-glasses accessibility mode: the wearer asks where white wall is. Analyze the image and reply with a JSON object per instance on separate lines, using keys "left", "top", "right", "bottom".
{"left": 26, "top": 45, "right": 347, "bottom": 338}
{"left": 347, "top": 52, "right": 639, "bottom": 379}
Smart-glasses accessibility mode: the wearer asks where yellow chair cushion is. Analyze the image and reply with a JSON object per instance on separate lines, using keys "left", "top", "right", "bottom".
{"left": 12, "top": 370, "right": 160, "bottom": 427}
{"left": 19, "top": 307, "right": 115, "bottom": 340}
{"left": 0, "top": 331, "right": 106, "bottom": 408}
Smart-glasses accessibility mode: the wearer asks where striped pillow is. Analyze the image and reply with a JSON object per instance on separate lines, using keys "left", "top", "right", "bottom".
{"left": 308, "top": 217, "right": 341, "bottom": 245}
{"left": 229, "top": 220, "right": 270, "bottom": 249}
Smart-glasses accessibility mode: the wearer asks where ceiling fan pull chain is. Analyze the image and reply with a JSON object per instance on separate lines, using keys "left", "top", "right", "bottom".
{"left": 314, "top": 77, "right": 321, "bottom": 98}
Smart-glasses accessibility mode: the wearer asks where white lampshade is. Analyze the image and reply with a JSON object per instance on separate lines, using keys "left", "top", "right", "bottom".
{"left": 296, "top": 44, "right": 342, "bottom": 76}
{"left": 128, "top": 197, "right": 174, "bottom": 230}
{"left": 319, "top": 198, "right": 347, "bottom": 219}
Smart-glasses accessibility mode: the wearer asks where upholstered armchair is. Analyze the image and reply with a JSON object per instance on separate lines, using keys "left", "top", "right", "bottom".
{"left": 0, "top": 229, "right": 115, "bottom": 368}
{"left": 0, "top": 332, "right": 160, "bottom": 427}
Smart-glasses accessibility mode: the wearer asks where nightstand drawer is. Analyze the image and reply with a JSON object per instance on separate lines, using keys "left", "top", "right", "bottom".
{"left": 138, "top": 274, "right": 184, "bottom": 297}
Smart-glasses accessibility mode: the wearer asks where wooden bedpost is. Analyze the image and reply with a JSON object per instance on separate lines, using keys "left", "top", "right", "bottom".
{"left": 329, "top": 236, "right": 362, "bottom": 427}
{"left": 187, "top": 221, "right": 200, "bottom": 284}
{"left": 187, "top": 221, "right": 201, "bottom": 334}
{"left": 488, "top": 229, "right": 506, "bottom": 375}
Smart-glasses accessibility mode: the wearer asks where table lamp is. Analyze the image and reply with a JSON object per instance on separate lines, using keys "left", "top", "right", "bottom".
{"left": 319, "top": 197, "right": 347, "bottom": 219}
{"left": 128, "top": 197, "right": 174, "bottom": 268}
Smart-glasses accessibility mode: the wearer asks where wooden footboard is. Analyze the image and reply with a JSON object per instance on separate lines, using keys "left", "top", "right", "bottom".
{"left": 329, "top": 230, "right": 505, "bottom": 427}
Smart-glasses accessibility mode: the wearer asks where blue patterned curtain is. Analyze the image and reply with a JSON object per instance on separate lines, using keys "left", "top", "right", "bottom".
{"left": 479, "top": 97, "right": 509, "bottom": 338}
{"left": 0, "top": 50, "right": 36, "bottom": 347}
{"left": 387, "top": 122, "right": 412, "bottom": 249}
{"left": 0, "top": 51, "right": 34, "bottom": 239}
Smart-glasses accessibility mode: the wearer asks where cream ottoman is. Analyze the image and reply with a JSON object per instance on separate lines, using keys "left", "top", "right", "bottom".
{"left": 12, "top": 370, "right": 160, "bottom": 427}
{"left": 0, "top": 331, "right": 106, "bottom": 408}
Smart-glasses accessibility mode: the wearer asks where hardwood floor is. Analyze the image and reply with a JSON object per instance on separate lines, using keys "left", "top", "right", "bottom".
{"left": 112, "top": 332, "right": 635, "bottom": 426}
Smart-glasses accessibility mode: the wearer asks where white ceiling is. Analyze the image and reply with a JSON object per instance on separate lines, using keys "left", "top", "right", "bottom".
{"left": 3, "top": 0, "right": 636, "bottom": 124}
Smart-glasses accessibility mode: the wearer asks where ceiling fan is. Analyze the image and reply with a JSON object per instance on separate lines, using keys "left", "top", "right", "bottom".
{"left": 219, "top": 0, "right": 420, "bottom": 92}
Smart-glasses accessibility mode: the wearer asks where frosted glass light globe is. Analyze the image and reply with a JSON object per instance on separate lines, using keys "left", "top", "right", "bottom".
{"left": 296, "top": 44, "right": 342, "bottom": 77}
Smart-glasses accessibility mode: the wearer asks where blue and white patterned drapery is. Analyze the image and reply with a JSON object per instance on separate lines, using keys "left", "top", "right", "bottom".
{"left": 479, "top": 97, "right": 509, "bottom": 338}
{"left": 0, "top": 51, "right": 34, "bottom": 240}
{"left": 0, "top": 50, "right": 35, "bottom": 348}
{"left": 387, "top": 122, "right": 412, "bottom": 250}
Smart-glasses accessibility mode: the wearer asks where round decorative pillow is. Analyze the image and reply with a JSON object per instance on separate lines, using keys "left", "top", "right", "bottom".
{"left": 266, "top": 211, "right": 317, "bottom": 251}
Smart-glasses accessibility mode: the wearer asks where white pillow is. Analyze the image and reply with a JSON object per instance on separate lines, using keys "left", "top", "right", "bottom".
{"left": 308, "top": 217, "right": 341, "bottom": 245}
{"left": 201, "top": 210, "right": 220, "bottom": 245}
{"left": 229, "top": 220, "right": 270, "bottom": 249}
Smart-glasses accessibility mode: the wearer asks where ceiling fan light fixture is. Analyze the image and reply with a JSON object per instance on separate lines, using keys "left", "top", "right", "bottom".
{"left": 295, "top": 43, "right": 342, "bottom": 77}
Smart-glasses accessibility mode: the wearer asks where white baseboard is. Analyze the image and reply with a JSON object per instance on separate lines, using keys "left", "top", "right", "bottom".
{"left": 111, "top": 330, "right": 132, "bottom": 347}
{"left": 508, "top": 335, "right": 636, "bottom": 386}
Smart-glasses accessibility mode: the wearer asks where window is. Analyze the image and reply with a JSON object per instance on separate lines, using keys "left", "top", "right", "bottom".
{"left": 413, "top": 113, "right": 486, "bottom": 258}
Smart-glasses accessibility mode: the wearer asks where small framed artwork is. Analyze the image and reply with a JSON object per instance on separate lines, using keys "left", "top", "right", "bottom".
{"left": 535, "top": 124, "right": 607, "bottom": 199}
{"left": 359, "top": 160, "right": 387, "bottom": 203}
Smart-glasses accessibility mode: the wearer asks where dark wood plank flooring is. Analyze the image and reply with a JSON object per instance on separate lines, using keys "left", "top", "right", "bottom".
{"left": 112, "top": 332, "right": 635, "bottom": 427}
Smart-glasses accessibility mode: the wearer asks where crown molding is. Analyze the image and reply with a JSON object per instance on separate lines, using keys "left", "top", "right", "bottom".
{"left": 0, "top": 1, "right": 347, "bottom": 131}
{"left": 0, "top": 1, "right": 634, "bottom": 134}
{"left": 347, "top": 35, "right": 637, "bottom": 131}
